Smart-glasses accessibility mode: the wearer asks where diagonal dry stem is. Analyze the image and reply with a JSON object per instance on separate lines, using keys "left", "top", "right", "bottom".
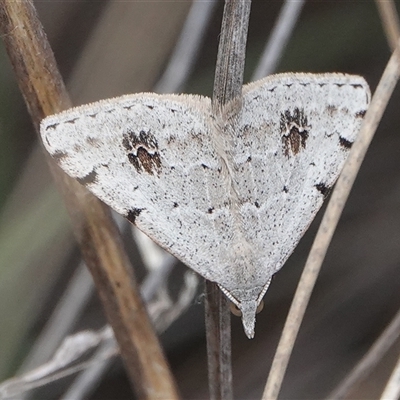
{"left": 375, "top": 0, "right": 400, "bottom": 52}
{"left": 262, "top": 38, "right": 400, "bottom": 400}
{"left": 0, "top": 1, "right": 179, "bottom": 398}
{"left": 155, "top": 0, "right": 217, "bottom": 94}
{"left": 328, "top": 307, "right": 400, "bottom": 399}
{"left": 380, "top": 350, "right": 400, "bottom": 400}
{"left": 252, "top": 0, "right": 305, "bottom": 80}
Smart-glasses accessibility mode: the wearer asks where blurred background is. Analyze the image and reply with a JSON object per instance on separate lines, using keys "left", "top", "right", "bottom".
{"left": 0, "top": 1, "right": 399, "bottom": 399}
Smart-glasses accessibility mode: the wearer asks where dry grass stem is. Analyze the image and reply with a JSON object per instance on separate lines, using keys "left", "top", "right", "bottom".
{"left": 154, "top": 0, "right": 217, "bottom": 94}
{"left": 380, "top": 352, "right": 400, "bottom": 400}
{"left": 0, "top": 1, "right": 179, "bottom": 398}
{"left": 252, "top": 0, "right": 305, "bottom": 80}
{"left": 19, "top": 264, "right": 94, "bottom": 374}
{"left": 205, "top": 0, "right": 252, "bottom": 397}
{"left": 212, "top": 0, "right": 252, "bottom": 109}
{"left": 60, "top": 333, "right": 120, "bottom": 400}
{"left": 205, "top": 281, "right": 233, "bottom": 400}
{"left": 328, "top": 307, "right": 400, "bottom": 399}
{"left": 375, "top": 0, "right": 400, "bottom": 52}
{"left": 262, "top": 37, "right": 400, "bottom": 400}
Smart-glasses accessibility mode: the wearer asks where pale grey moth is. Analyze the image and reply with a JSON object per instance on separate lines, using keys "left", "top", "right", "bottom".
{"left": 41, "top": 73, "right": 370, "bottom": 338}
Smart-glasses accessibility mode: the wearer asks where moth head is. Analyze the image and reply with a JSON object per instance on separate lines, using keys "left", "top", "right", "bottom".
{"left": 230, "top": 299, "right": 264, "bottom": 317}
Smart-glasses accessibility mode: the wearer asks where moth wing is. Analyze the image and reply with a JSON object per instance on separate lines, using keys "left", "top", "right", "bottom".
{"left": 233, "top": 73, "right": 370, "bottom": 282}
{"left": 41, "top": 93, "right": 231, "bottom": 283}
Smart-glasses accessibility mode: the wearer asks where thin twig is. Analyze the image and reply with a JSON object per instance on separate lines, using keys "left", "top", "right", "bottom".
{"left": 0, "top": 1, "right": 179, "bottom": 399}
{"left": 375, "top": 0, "right": 400, "bottom": 52}
{"left": 212, "top": 0, "right": 251, "bottom": 110}
{"left": 0, "top": 264, "right": 198, "bottom": 399}
{"left": 328, "top": 307, "right": 400, "bottom": 399}
{"left": 154, "top": 0, "right": 217, "bottom": 94}
{"left": 62, "top": 252, "right": 175, "bottom": 400}
{"left": 18, "top": 264, "right": 94, "bottom": 375}
{"left": 252, "top": 0, "right": 305, "bottom": 80}
{"left": 0, "top": 327, "right": 114, "bottom": 398}
{"left": 205, "top": 281, "right": 232, "bottom": 400}
{"left": 380, "top": 351, "right": 400, "bottom": 400}
{"left": 19, "top": 214, "right": 130, "bottom": 390}
{"left": 262, "top": 40, "right": 400, "bottom": 400}
{"left": 60, "top": 336, "right": 116, "bottom": 400}
{"left": 205, "top": 1, "right": 251, "bottom": 398}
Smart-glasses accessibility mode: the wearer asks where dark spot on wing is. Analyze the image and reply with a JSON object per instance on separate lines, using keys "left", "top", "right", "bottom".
{"left": 77, "top": 169, "right": 97, "bottom": 186}
{"left": 326, "top": 105, "right": 337, "bottom": 116}
{"left": 137, "top": 147, "right": 162, "bottom": 175}
{"left": 167, "top": 135, "right": 176, "bottom": 144}
{"left": 201, "top": 163, "right": 209, "bottom": 169}
{"left": 247, "top": 156, "right": 252, "bottom": 162}
{"left": 147, "top": 105, "right": 154, "bottom": 110}
{"left": 280, "top": 108, "right": 310, "bottom": 157}
{"left": 86, "top": 137, "right": 100, "bottom": 146}
{"left": 268, "top": 86, "right": 276, "bottom": 92}
{"left": 315, "top": 183, "right": 331, "bottom": 198}
{"left": 122, "top": 129, "right": 162, "bottom": 175}
{"left": 254, "top": 201, "right": 260, "bottom": 208}
{"left": 339, "top": 136, "right": 353, "bottom": 149}
{"left": 173, "top": 202, "right": 179, "bottom": 208}
{"left": 351, "top": 84, "right": 363, "bottom": 89}
{"left": 208, "top": 207, "right": 214, "bottom": 214}
{"left": 127, "top": 208, "right": 144, "bottom": 224}
{"left": 46, "top": 122, "right": 59, "bottom": 130}
{"left": 355, "top": 110, "right": 366, "bottom": 118}
{"left": 283, "top": 186, "right": 288, "bottom": 193}
{"left": 52, "top": 150, "right": 68, "bottom": 161}
{"left": 65, "top": 118, "right": 78, "bottom": 124}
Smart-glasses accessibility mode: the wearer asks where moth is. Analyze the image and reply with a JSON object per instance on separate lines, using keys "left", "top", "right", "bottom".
{"left": 41, "top": 73, "right": 370, "bottom": 338}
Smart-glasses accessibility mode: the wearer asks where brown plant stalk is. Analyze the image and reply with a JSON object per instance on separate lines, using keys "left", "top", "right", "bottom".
{"left": 0, "top": 1, "right": 179, "bottom": 398}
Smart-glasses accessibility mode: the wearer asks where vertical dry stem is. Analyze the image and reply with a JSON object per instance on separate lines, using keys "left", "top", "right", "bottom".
{"left": 212, "top": 0, "right": 251, "bottom": 109}
{"left": 206, "top": 0, "right": 251, "bottom": 398}
{"left": 205, "top": 281, "right": 232, "bottom": 400}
